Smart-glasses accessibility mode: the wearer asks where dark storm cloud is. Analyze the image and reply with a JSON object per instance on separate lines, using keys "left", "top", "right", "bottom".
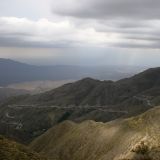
{"left": 53, "top": 0, "right": 160, "bottom": 20}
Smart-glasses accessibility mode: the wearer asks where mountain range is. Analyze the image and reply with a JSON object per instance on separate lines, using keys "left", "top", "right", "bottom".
{"left": 0, "top": 67, "right": 160, "bottom": 144}
{"left": 0, "top": 67, "right": 160, "bottom": 159}
{"left": 0, "top": 58, "right": 145, "bottom": 86}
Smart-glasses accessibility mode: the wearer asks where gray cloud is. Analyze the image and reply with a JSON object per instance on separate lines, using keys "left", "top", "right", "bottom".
{"left": 0, "top": 1, "right": 160, "bottom": 50}
{"left": 53, "top": 0, "right": 160, "bottom": 20}
{"left": 0, "top": 17, "right": 106, "bottom": 48}
{"left": 0, "top": 0, "right": 160, "bottom": 68}
{"left": 1, "top": 16, "right": 160, "bottom": 49}
{"left": 0, "top": 36, "right": 73, "bottom": 48}
{"left": 111, "top": 41, "right": 160, "bottom": 49}
{"left": 51, "top": 0, "right": 160, "bottom": 49}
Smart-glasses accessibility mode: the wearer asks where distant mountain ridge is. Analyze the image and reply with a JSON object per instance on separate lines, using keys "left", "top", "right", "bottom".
{"left": 6, "top": 67, "right": 160, "bottom": 107}
{"left": 0, "top": 58, "right": 145, "bottom": 86}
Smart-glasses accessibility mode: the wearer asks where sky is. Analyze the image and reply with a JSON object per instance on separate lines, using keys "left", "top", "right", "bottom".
{"left": 0, "top": 0, "right": 160, "bottom": 66}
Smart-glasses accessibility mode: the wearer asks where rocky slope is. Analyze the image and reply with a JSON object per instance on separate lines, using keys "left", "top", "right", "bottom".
{"left": 30, "top": 106, "right": 160, "bottom": 160}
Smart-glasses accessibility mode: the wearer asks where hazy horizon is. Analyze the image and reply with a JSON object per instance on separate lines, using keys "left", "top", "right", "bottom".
{"left": 0, "top": 57, "right": 152, "bottom": 68}
{"left": 0, "top": 0, "right": 160, "bottom": 67}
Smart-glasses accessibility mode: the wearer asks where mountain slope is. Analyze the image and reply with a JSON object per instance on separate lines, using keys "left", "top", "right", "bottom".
{"left": 30, "top": 106, "right": 160, "bottom": 160}
{"left": 0, "top": 135, "right": 47, "bottom": 160}
{"left": 1, "top": 67, "right": 160, "bottom": 143}
{"left": 0, "top": 58, "right": 144, "bottom": 86}
{"left": 0, "top": 58, "right": 80, "bottom": 86}
{"left": 5, "top": 67, "right": 160, "bottom": 108}
{"left": 0, "top": 103, "right": 127, "bottom": 144}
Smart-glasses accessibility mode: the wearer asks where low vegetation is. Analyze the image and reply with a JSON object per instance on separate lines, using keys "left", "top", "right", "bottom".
{"left": 0, "top": 135, "right": 47, "bottom": 160}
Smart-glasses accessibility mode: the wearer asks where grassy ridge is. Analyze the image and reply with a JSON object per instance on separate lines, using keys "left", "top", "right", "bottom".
{"left": 30, "top": 107, "right": 160, "bottom": 160}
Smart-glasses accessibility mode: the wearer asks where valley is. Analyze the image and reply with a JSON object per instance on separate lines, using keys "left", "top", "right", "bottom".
{"left": 0, "top": 87, "right": 29, "bottom": 101}
{"left": 7, "top": 80, "right": 75, "bottom": 94}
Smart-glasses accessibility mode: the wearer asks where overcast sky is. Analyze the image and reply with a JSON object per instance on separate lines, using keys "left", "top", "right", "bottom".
{"left": 0, "top": 0, "right": 160, "bottom": 66}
